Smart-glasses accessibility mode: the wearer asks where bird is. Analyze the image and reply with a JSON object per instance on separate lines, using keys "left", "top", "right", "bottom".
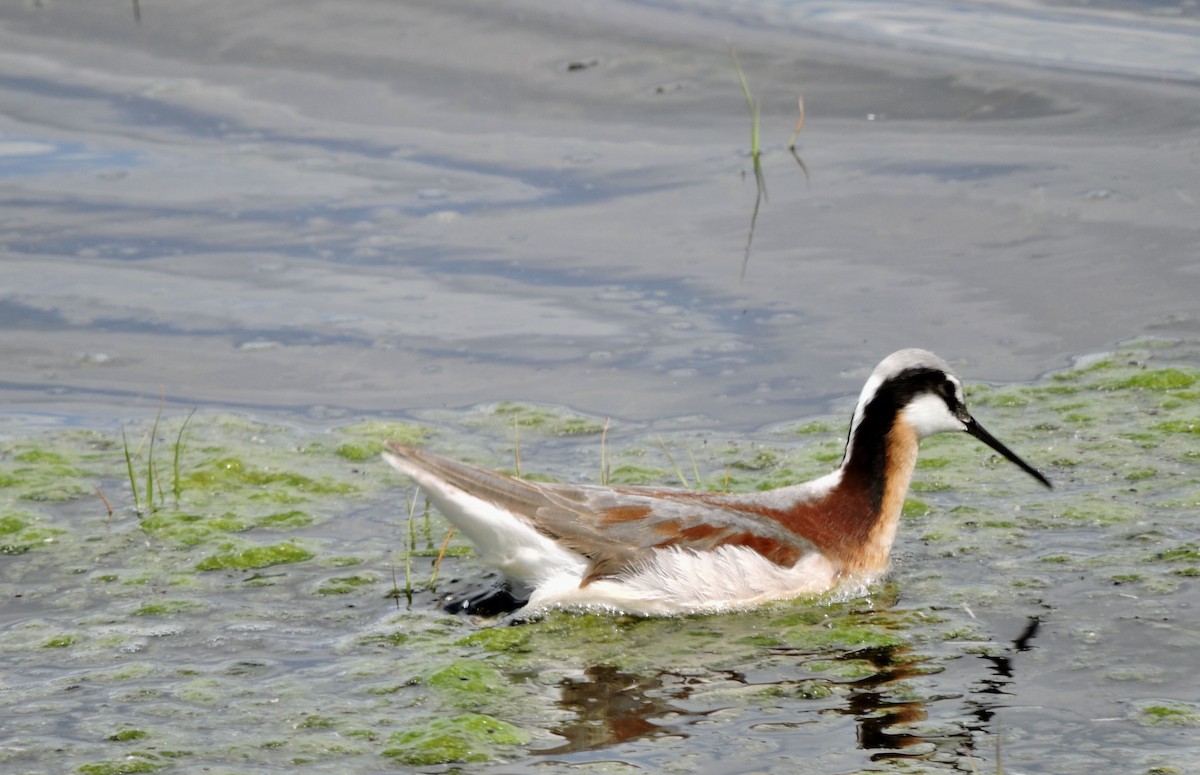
{"left": 382, "top": 348, "right": 1050, "bottom": 618}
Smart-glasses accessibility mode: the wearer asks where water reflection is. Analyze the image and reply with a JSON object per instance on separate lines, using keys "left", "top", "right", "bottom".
{"left": 966, "top": 615, "right": 1042, "bottom": 727}
{"left": 536, "top": 664, "right": 695, "bottom": 754}
{"left": 535, "top": 618, "right": 1044, "bottom": 768}
{"left": 832, "top": 646, "right": 930, "bottom": 756}
{"left": 535, "top": 644, "right": 934, "bottom": 759}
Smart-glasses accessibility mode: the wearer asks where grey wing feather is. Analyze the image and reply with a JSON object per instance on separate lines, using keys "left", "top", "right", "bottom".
{"left": 383, "top": 442, "right": 815, "bottom": 583}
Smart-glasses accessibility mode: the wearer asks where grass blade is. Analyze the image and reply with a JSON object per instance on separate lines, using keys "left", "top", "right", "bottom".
{"left": 513, "top": 417, "right": 522, "bottom": 478}
{"left": 429, "top": 526, "right": 456, "bottom": 591}
{"left": 687, "top": 446, "right": 703, "bottom": 491}
{"left": 146, "top": 394, "right": 163, "bottom": 515}
{"left": 150, "top": 458, "right": 163, "bottom": 510}
{"left": 95, "top": 485, "right": 113, "bottom": 518}
{"left": 730, "top": 43, "right": 768, "bottom": 279}
{"left": 120, "top": 424, "right": 142, "bottom": 516}
{"left": 172, "top": 408, "right": 196, "bottom": 506}
{"left": 600, "top": 417, "right": 611, "bottom": 486}
{"left": 658, "top": 436, "right": 689, "bottom": 488}
{"left": 729, "top": 44, "right": 754, "bottom": 117}
{"left": 788, "top": 96, "right": 810, "bottom": 184}
{"left": 403, "top": 487, "right": 421, "bottom": 606}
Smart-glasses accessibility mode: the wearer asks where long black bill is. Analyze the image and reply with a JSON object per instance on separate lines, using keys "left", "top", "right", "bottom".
{"left": 964, "top": 417, "right": 1052, "bottom": 489}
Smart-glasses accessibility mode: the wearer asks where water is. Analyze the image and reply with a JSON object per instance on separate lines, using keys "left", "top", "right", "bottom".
{"left": 658, "top": 0, "right": 1200, "bottom": 80}
{"left": 2, "top": 0, "right": 1198, "bottom": 427}
{"left": 1, "top": 0, "right": 1199, "bottom": 772}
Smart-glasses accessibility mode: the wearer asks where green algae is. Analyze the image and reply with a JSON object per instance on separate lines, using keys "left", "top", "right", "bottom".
{"left": 992, "top": 393, "right": 1031, "bottom": 408}
{"left": 42, "top": 634, "right": 78, "bottom": 648}
{"left": 132, "top": 600, "right": 207, "bottom": 616}
{"left": 448, "top": 403, "right": 609, "bottom": 441}
{"left": 106, "top": 729, "right": 149, "bottom": 742}
{"left": 297, "top": 714, "right": 338, "bottom": 729}
{"left": 3, "top": 343, "right": 1200, "bottom": 774}
{"left": 490, "top": 402, "right": 605, "bottom": 436}
{"left": 1, "top": 442, "right": 97, "bottom": 503}
{"left": 1155, "top": 419, "right": 1199, "bottom": 434}
{"left": 1051, "top": 358, "right": 1118, "bottom": 381}
{"left": 329, "top": 420, "right": 431, "bottom": 462}
{"left": 78, "top": 761, "right": 162, "bottom": 775}
{"left": 781, "top": 622, "right": 906, "bottom": 652}
{"left": 1056, "top": 502, "right": 1140, "bottom": 526}
{"left": 605, "top": 464, "right": 670, "bottom": 485}
{"left": 195, "top": 541, "right": 314, "bottom": 571}
{"left": 1105, "top": 368, "right": 1199, "bottom": 391}
{"left": 140, "top": 512, "right": 249, "bottom": 547}
{"left": 358, "top": 630, "right": 410, "bottom": 648}
{"left": 805, "top": 658, "right": 879, "bottom": 680}
{"left": 1131, "top": 701, "right": 1200, "bottom": 727}
{"left": 0, "top": 514, "right": 27, "bottom": 534}
{"left": 458, "top": 627, "right": 533, "bottom": 653}
{"left": 334, "top": 442, "right": 377, "bottom": 462}
{"left": 13, "top": 449, "right": 71, "bottom": 464}
{"left": 139, "top": 509, "right": 314, "bottom": 548}
{"left": 182, "top": 457, "right": 356, "bottom": 497}
{"left": 256, "top": 510, "right": 312, "bottom": 527}
{"left": 336, "top": 420, "right": 430, "bottom": 446}
{"left": 812, "top": 448, "right": 844, "bottom": 463}
{"left": 1151, "top": 543, "right": 1200, "bottom": 563}
{"left": 423, "top": 660, "right": 511, "bottom": 702}
{"left": 316, "top": 574, "right": 377, "bottom": 595}
{"left": 380, "top": 713, "right": 530, "bottom": 766}
{"left": 726, "top": 447, "right": 781, "bottom": 471}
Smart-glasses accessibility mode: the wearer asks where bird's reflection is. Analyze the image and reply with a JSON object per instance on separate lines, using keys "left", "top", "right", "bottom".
{"left": 965, "top": 615, "right": 1042, "bottom": 728}
{"left": 833, "top": 645, "right": 930, "bottom": 757}
{"left": 535, "top": 664, "right": 692, "bottom": 754}
{"left": 532, "top": 614, "right": 1043, "bottom": 767}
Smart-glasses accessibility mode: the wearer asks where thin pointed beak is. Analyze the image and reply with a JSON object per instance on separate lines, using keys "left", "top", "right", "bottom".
{"left": 963, "top": 415, "right": 1052, "bottom": 489}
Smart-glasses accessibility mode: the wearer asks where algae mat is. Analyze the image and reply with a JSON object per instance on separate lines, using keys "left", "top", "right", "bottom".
{"left": 2, "top": 340, "right": 1199, "bottom": 774}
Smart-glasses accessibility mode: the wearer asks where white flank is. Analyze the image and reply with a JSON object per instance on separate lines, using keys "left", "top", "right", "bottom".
{"left": 529, "top": 545, "right": 841, "bottom": 617}
{"left": 382, "top": 451, "right": 586, "bottom": 586}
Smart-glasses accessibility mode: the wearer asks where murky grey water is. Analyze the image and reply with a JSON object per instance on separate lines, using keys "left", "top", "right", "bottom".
{"left": 3, "top": 0, "right": 1198, "bottom": 427}
{"left": 2, "top": 0, "right": 1199, "bottom": 772}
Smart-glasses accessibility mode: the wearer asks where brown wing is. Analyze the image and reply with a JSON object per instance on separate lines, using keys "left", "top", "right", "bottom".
{"left": 383, "top": 442, "right": 816, "bottom": 584}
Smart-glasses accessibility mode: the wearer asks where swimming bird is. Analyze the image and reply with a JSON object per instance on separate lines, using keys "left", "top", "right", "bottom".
{"left": 383, "top": 349, "right": 1050, "bottom": 617}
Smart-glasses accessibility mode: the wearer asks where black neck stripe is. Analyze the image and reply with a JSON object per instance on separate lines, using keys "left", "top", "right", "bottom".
{"left": 842, "top": 367, "right": 950, "bottom": 509}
